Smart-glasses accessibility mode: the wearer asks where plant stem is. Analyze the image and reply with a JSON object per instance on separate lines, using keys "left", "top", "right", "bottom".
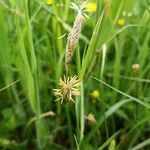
{"left": 66, "top": 103, "right": 74, "bottom": 148}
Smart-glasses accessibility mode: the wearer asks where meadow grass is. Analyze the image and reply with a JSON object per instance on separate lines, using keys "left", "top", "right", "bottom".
{"left": 0, "top": 0, "right": 150, "bottom": 149}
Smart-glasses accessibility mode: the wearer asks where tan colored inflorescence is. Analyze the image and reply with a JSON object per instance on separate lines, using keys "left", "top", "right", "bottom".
{"left": 65, "top": 1, "right": 88, "bottom": 68}
{"left": 53, "top": 75, "right": 80, "bottom": 104}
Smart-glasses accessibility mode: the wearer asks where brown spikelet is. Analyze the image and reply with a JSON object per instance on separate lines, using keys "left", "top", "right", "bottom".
{"left": 65, "top": 6, "right": 85, "bottom": 68}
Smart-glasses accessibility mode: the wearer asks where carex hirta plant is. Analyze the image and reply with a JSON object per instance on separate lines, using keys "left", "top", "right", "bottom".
{"left": 52, "top": 2, "right": 89, "bottom": 147}
{"left": 53, "top": 1, "right": 89, "bottom": 104}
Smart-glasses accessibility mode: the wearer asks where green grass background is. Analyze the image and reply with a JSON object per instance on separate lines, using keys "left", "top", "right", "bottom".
{"left": 0, "top": 0, "right": 150, "bottom": 149}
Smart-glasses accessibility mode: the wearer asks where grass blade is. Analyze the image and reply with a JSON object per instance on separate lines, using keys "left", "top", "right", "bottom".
{"left": 128, "top": 138, "right": 150, "bottom": 150}
{"left": 92, "top": 76, "right": 150, "bottom": 109}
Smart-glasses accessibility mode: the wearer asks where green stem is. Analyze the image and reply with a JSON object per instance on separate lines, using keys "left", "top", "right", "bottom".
{"left": 79, "top": 81, "right": 84, "bottom": 143}
{"left": 66, "top": 103, "right": 74, "bottom": 148}
{"left": 34, "top": 74, "right": 41, "bottom": 150}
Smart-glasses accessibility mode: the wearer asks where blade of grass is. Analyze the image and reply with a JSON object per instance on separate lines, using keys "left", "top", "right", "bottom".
{"left": 80, "top": 11, "right": 104, "bottom": 79}
{"left": 0, "top": 80, "right": 20, "bottom": 92}
{"left": 15, "top": 14, "right": 36, "bottom": 112}
{"left": 128, "top": 138, "right": 150, "bottom": 150}
{"left": 108, "top": 74, "right": 150, "bottom": 83}
{"left": 92, "top": 76, "right": 150, "bottom": 109}
{"left": 81, "top": 0, "right": 125, "bottom": 80}
{"left": 24, "top": 0, "right": 42, "bottom": 149}
{"left": 97, "top": 129, "right": 121, "bottom": 150}
{"left": 79, "top": 81, "right": 84, "bottom": 142}
{"left": 100, "top": 44, "right": 107, "bottom": 79}
{"left": 75, "top": 45, "right": 81, "bottom": 132}
{"left": 24, "top": 0, "right": 37, "bottom": 73}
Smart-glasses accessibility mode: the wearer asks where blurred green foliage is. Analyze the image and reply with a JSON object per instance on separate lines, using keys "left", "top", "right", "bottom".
{"left": 0, "top": 0, "right": 150, "bottom": 149}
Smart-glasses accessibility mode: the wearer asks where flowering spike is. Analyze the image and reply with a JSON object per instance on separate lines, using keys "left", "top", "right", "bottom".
{"left": 65, "top": 1, "right": 89, "bottom": 68}
{"left": 53, "top": 75, "right": 80, "bottom": 103}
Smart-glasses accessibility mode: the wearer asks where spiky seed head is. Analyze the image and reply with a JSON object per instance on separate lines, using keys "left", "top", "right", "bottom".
{"left": 86, "top": 113, "right": 96, "bottom": 126}
{"left": 53, "top": 75, "right": 80, "bottom": 104}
